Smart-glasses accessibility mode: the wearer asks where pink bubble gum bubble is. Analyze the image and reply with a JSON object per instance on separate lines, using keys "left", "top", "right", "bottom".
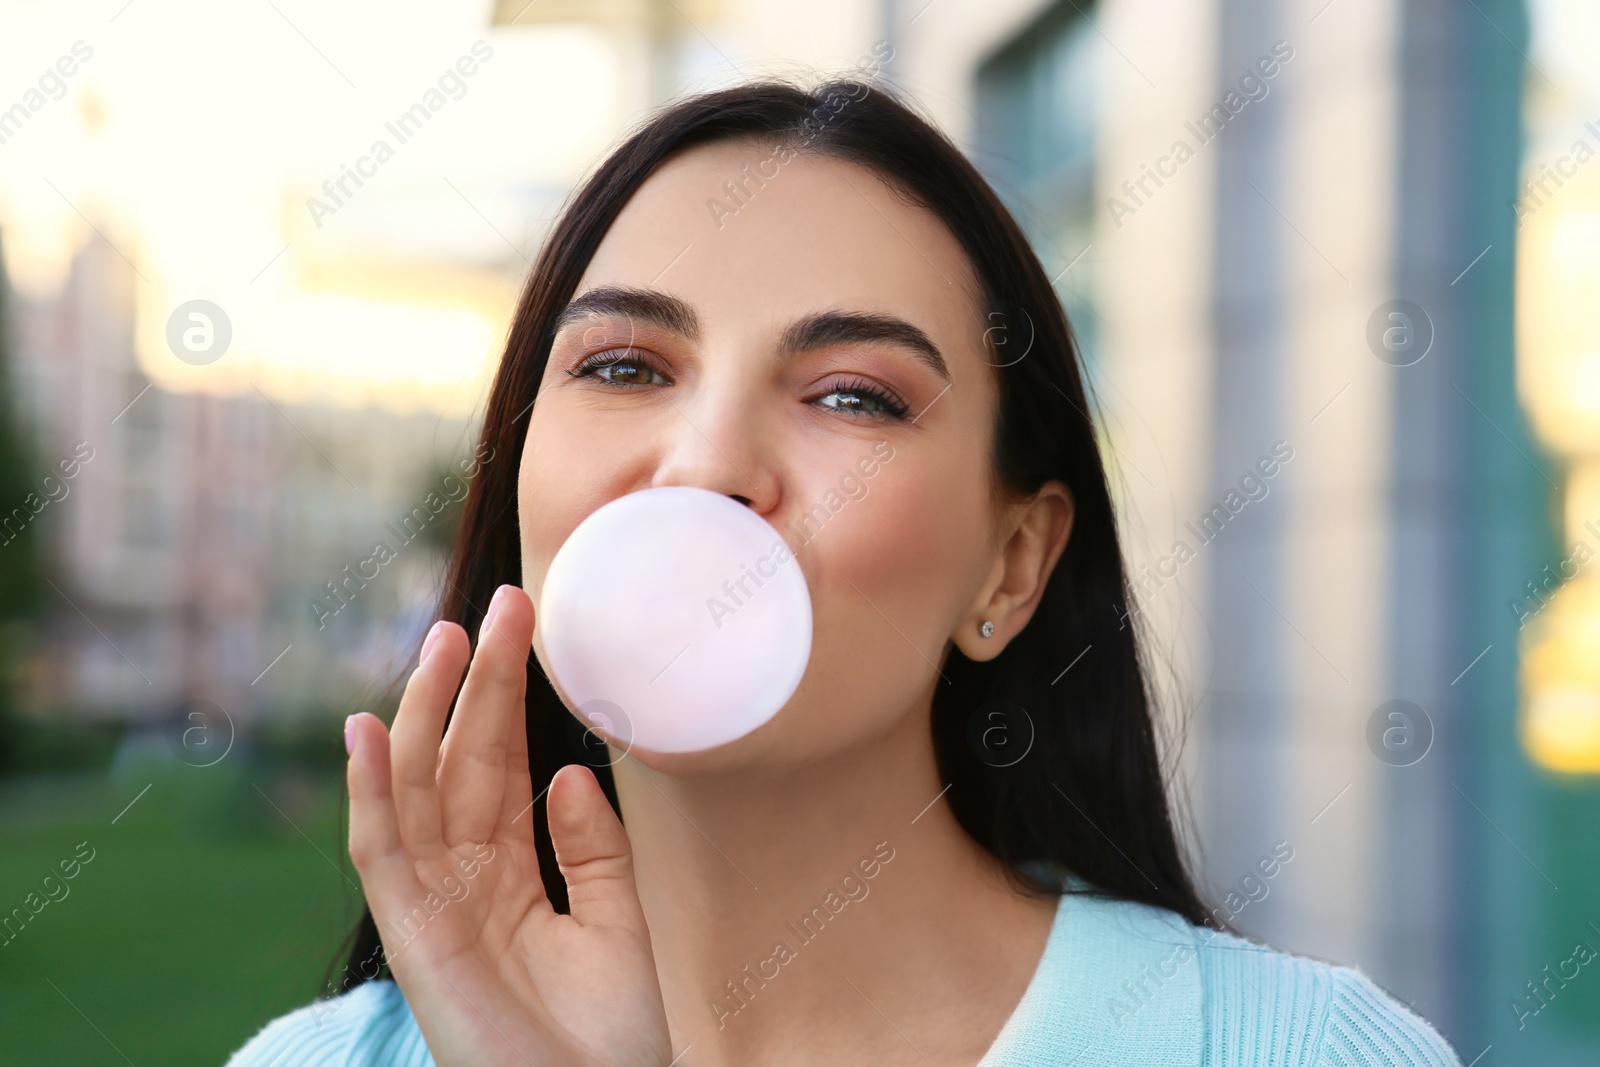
{"left": 538, "top": 486, "right": 813, "bottom": 754}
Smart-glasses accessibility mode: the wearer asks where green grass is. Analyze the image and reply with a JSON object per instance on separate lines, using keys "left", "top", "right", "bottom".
{"left": 0, "top": 759, "right": 365, "bottom": 1066}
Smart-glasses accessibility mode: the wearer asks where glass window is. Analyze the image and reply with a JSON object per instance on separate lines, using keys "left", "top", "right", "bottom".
{"left": 974, "top": 2, "right": 1100, "bottom": 377}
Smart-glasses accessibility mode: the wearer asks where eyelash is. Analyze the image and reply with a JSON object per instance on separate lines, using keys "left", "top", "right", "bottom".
{"left": 567, "top": 350, "right": 664, "bottom": 388}
{"left": 822, "top": 375, "right": 911, "bottom": 419}
{"left": 567, "top": 351, "right": 912, "bottom": 420}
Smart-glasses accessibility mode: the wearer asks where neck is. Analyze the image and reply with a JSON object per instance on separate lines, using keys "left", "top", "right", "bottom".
{"left": 609, "top": 704, "right": 1059, "bottom": 1066}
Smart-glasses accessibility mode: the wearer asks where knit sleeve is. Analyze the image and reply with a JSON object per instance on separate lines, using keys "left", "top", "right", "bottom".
{"left": 223, "top": 978, "right": 436, "bottom": 1066}
{"left": 1314, "top": 967, "right": 1463, "bottom": 1067}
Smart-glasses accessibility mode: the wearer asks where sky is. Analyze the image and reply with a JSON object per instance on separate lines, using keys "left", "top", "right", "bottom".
{"left": 0, "top": 0, "right": 623, "bottom": 416}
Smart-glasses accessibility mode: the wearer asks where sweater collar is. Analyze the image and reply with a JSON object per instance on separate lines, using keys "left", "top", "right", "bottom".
{"left": 976, "top": 878, "right": 1204, "bottom": 1065}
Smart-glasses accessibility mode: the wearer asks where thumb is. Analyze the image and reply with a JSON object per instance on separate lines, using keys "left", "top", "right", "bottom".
{"left": 548, "top": 764, "right": 649, "bottom": 934}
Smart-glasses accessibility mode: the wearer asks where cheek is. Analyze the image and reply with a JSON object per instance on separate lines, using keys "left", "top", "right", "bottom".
{"left": 825, "top": 464, "right": 985, "bottom": 634}
{"left": 521, "top": 418, "right": 603, "bottom": 693}
{"left": 782, "top": 446, "right": 992, "bottom": 739}
{"left": 517, "top": 404, "right": 628, "bottom": 604}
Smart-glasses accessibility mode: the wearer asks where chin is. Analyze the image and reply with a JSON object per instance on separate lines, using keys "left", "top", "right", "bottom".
{"left": 577, "top": 667, "right": 903, "bottom": 781}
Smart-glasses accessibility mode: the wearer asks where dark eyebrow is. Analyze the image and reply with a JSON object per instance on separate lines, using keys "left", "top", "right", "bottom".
{"left": 555, "top": 287, "right": 949, "bottom": 383}
{"left": 778, "top": 311, "right": 950, "bottom": 383}
{"left": 554, "top": 285, "right": 700, "bottom": 339}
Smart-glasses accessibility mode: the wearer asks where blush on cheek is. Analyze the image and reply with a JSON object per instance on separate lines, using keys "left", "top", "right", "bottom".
{"left": 768, "top": 482, "right": 968, "bottom": 759}
{"left": 517, "top": 421, "right": 611, "bottom": 597}
{"left": 818, "top": 474, "right": 975, "bottom": 657}
{"left": 516, "top": 468, "right": 559, "bottom": 597}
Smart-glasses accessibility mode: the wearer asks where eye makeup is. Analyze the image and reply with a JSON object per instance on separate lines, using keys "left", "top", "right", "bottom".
{"left": 810, "top": 375, "right": 910, "bottom": 419}
{"left": 559, "top": 325, "right": 919, "bottom": 423}
{"left": 566, "top": 349, "right": 668, "bottom": 388}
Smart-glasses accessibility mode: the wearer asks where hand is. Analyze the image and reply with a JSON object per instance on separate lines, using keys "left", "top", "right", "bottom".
{"left": 345, "top": 584, "right": 672, "bottom": 1066}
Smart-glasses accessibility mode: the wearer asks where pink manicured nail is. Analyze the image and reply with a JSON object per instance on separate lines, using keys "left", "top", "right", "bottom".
{"left": 483, "top": 585, "right": 509, "bottom": 631}
{"left": 419, "top": 621, "right": 444, "bottom": 664}
{"left": 344, "top": 714, "right": 357, "bottom": 756}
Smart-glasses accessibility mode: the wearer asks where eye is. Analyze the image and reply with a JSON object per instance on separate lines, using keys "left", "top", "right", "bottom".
{"left": 567, "top": 350, "right": 669, "bottom": 388}
{"left": 813, "top": 376, "right": 911, "bottom": 420}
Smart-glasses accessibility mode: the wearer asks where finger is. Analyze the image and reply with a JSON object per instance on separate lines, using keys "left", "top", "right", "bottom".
{"left": 388, "top": 620, "right": 469, "bottom": 856}
{"left": 494, "top": 650, "right": 536, "bottom": 839}
{"left": 548, "top": 764, "right": 650, "bottom": 935}
{"left": 438, "top": 584, "right": 534, "bottom": 845}
{"left": 347, "top": 712, "right": 427, "bottom": 931}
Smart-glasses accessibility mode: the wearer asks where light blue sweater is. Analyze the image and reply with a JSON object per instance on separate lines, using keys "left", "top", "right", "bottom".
{"left": 226, "top": 885, "right": 1463, "bottom": 1065}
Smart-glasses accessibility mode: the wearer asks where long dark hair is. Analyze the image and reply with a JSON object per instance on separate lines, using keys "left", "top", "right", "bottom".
{"left": 330, "top": 76, "right": 1209, "bottom": 995}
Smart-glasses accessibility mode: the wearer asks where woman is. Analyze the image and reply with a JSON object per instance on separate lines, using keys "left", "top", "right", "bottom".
{"left": 227, "top": 79, "right": 1462, "bottom": 1066}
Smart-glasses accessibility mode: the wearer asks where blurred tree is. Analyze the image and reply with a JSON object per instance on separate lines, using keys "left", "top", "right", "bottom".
{"left": 0, "top": 228, "right": 50, "bottom": 772}
{"left": 412, "top": 452, "right": 473, "bottom": 553}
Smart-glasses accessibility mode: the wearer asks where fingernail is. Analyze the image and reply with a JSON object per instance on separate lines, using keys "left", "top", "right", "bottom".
{"left": 344, "top": 715, "right": 357, "bottom": 756}
{"left": 419, "top": 621, "right": 444, "bottom": 665}
{"left": 483, "top": 585, "right": 509, "bottom": 632}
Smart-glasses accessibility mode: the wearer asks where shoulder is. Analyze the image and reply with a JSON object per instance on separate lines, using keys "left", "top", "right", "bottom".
{"left": 1193, "top": 924, "right": 1464, "bottom": 1067}
{"left": 984, "top": 885, "right": 1462, "bottom": 1067}
{"left": 224, "top": 978, "right": 434, "bottom": 1066}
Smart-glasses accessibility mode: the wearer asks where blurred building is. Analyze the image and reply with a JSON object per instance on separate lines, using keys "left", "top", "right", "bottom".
{"left": 4, "top": 234, "right": 476, "bottom": 730}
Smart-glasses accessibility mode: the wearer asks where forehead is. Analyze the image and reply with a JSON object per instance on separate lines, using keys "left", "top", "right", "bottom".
{"left": 573, "top": 139, "right": 986, "bottom": 350}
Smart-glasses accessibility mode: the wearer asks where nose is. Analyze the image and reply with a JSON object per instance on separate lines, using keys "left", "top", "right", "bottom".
{"left": 650, "top": 390, "right": 779, "bottom": 514}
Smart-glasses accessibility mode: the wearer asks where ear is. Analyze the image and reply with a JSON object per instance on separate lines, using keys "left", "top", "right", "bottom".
{"left": 954, "top": 480, "right": 1074, "bottom": 662}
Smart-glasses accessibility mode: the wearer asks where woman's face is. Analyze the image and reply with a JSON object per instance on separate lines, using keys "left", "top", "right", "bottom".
{"left": 518, "top": 139, "right": 1034, "bottom": 774}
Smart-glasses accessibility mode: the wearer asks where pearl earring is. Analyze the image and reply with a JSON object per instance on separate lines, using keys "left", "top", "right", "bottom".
{"left": 979, "top": 620, "right": 995, "bottom": 638}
